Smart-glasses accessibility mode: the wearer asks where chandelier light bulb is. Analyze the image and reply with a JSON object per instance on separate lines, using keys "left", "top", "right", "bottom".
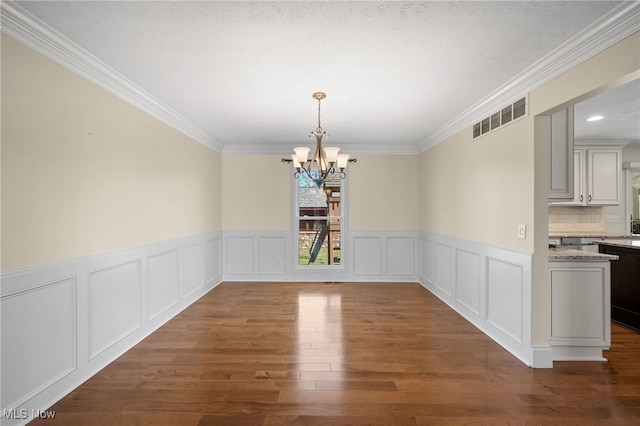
{"left": 290, "top": 154, "right": 301, "bottom": 169}
{"left": 294, "top": 147, "right": 310, "bottom": 164}
{"left": 324, "top": 147, "right": 340, "bottom": 164}
{"left": 337, "top": 154, "right": 350, "bottom": 169}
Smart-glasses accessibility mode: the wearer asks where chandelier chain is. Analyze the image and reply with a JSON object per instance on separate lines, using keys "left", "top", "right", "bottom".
{"left": 317, "top": 97, "right": 322, "bottom": 132}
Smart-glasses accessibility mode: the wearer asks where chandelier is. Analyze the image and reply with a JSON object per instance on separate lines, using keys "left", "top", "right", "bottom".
{"left": 284, "top": 92, "right": 355, "bottom": 182}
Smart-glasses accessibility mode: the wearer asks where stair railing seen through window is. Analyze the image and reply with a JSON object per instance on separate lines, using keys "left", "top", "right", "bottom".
{"left": 295, "top": 170, "right": 344, "bottom": 266}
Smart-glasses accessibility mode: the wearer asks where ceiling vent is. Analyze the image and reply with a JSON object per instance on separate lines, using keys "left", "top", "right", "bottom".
{"left": 473, "top": 95, "right": 528, "bottom": 139}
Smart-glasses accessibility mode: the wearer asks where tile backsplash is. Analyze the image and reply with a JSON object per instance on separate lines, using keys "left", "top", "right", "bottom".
{"left": 548, "top": 206, "right": 605, "bottom": 233}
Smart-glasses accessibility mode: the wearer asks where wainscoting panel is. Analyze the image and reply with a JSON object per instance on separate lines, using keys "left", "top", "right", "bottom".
{"left": 205, "top": 237, "right": 222, "bottom": 284}
{"left": 223, "top": 230, "right": 418, "bottom": 282}
{"left": 147, "top": 250, "right": 180, "bottom": 321}
{"left": 258, "top": 236, "right": 287, "bottom": 275}
{"left": 455, "top": 249, "right": 482, "bottom": 316}
{"left": 486, "top": 256, "right": 525, "bottom": 344}
{"left": 225, "top": 236, "right": 254, "bottom": 275}
{"left": 353, "top": 236, "right": 382, "bottom": 275}
{"left": 182, "top": 243, "right": 204, "bottom": 298}
{"left": 419, "top": 238, "right": 434, "bottom": 284}
{"left": 1, "top": 278, "right": 76, "bottom": 412}
{"left": 0, "top": 231, "right": 222, "bottom": 426}
{"left": 435, "top": 242, "right": 454, "bottom": 296}
{"left": 419, "top": 232, "right": 543, "bottom": 368}
{"left": 88, "top": 261, "right": 141, "bottom": 359}
{"left": 386, "top": 237, "right": 416, "bottom": 275}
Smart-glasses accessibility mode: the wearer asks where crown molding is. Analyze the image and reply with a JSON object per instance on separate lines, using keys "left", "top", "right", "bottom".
{"left": 0, "top": 2, "right": 223, "bottom": 153}
{"left": 3, "top": 1, "right": 637, "bottom": 157}
{"left": 418, "top": 1, "right": 640, "bottom": 153}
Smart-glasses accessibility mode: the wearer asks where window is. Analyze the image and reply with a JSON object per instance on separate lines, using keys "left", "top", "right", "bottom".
{"left": 295, "top": 171, "right": 344, "bottom": 266}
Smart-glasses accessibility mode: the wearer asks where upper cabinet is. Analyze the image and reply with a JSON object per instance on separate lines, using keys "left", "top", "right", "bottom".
{"left": 548, "top": 106, "right": 575, "bottom": 202}
{"left": 586, "top": 147, "right": 622, "bottom": 205}
{"left": 552, "top": 142, "right": 624, "bottom": 206}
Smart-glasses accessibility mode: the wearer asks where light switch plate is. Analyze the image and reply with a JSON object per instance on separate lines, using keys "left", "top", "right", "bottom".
{"left": 518, "top": 224, "right": 526, "bottom": 239}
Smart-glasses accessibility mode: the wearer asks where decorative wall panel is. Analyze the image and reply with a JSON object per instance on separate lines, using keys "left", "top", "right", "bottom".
{"left": 486, "top": 257, "right": 524, "bottom": 343}
{"left": 455, "top": 249, "right": 482, "bottom": 315}
{"left": 223, "top": 230, "right": 417, "bottom": 282}
{"left": 419, "top": 232, "right": 539, "bottom": 367}
{"left": 225, "top": 236, "right": 254, "bottom": 275}
{"left": 419, "top": 238, "right": 434, "bottom": 284}
{"left": 258, "top": 236, "right": 287, "bottom": 275}
{"left": 387, "top": 237, "right": 415, "bottom": 275}
{"left": 1, "top": 278, "right": 76, "bottom": 411}
{"left": 88, "top": 261, "right": 141, "bottom": 358}
{"left": 353, "top": 237, "right": 382, "bottom": 275}
{"left": 434, "top": 242, "right": 454, "bottom": 296}
{"left": 147, "top": 250, "right": 180, "bottom": 321}
{"left": 182, "top": 243, "right": 204, "bottom": 298}
{"left": 205, "top": 238, "right": 222, "bottom": 284}
{"left": 0, "top": 231, "right": 222, "bottom": 425}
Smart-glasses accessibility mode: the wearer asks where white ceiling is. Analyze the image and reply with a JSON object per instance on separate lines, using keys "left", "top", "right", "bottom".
{"left": 8, "top": 1, "right": 640, "bottom": 152}
{"left": 574, "top": 78, "right": 640, "bottom": 143}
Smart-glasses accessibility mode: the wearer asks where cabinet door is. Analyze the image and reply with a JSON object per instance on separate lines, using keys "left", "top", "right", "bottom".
{"left": 548, "top": 107, "right": 574, "bottom": 201}
{"left": 587, "top": 149, "right": 621, "bottom": 205}
{"left": 549, "top": 262, "right": 610, "bottom": 347}
{"left": 552, "top": 150, "right": 584, "bottom": 205}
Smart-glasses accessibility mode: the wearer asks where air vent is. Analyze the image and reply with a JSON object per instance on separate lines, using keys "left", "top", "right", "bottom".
{"left": 473, "top": 95, "right": 528, "bottom": 139}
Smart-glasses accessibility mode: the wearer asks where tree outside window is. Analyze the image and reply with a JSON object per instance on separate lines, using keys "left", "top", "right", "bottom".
{"left": 296, "top": 172, "right": 343, "bottom": 266}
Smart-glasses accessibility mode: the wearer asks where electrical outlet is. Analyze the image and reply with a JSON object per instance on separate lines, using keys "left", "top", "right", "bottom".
{"left": 606, "top": 215, "right": 620, "bottom": 223}
{"left": 517, "top": 224, "right": 526, "bottom": 239}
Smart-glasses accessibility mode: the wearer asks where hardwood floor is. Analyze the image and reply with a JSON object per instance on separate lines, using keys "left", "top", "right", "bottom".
{"left": 32, "top": 282, "right": 640, "bottom": 425}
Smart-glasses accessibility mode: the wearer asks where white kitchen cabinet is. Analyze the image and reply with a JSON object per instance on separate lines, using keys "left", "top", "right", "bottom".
{"left": 587, "top": 148, "right": 621, "bottom": 205}
{"left": 548, "top": 260, "right": 611, "bottom": 361}
{"left": 548, "top": 107, "right": 574, "bottom": 201}
{"left": 551, "top": 144, "right": 622, "bottom": 206}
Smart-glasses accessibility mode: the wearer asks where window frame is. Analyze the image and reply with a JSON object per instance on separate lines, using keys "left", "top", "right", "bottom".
{"left": 292, "top": 171, "right": 348, "bottom": 270}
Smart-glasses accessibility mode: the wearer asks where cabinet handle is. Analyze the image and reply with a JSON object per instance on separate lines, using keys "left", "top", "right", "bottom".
{"left": 589, "top": 194, "right": 592, "bottom": 202}
{"left": 580, "top": 195, "right": 583, "bottom": 202}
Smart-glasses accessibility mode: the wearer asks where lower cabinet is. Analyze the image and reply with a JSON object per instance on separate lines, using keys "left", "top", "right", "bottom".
{"left": 548, "top": 260, "right": 611, "bottom": 361}
{"left": 599, "top": 244, "right": 640, "bottom": 332}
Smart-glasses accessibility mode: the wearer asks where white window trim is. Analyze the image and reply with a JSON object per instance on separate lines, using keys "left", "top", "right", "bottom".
{"left": 291, "top": 173, "right": 348, "bottom": 270}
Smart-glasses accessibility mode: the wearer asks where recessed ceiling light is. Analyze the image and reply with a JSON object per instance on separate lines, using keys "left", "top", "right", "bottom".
{"left": 586, "top": 115, "right": 604, "bottom": 122}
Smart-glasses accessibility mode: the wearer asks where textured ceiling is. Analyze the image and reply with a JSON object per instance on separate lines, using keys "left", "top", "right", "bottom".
{"left": 574, "top": 78, "right": 640, "bottom": 142}
{"left": 10, "top": 1, "right": 639, "bottom": 152}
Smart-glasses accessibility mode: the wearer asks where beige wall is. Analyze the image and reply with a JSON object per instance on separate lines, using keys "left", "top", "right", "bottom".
{"left": 419, "top": 117, "right": 534, "bottom": 250}
{"left": 221, "top": 154, "right": 419, "bottom": 231}
{"left": 1, "top": 35, "right": 222, "bottom": 270}
{"left": 221, "top": 155, "right": 291, "bottom": 230}
{"left": 349, "top": 155, "right": 419, "bottom": 230}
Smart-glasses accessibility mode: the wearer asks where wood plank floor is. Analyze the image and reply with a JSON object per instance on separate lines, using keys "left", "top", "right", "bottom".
{"left": 32, "top": 282, "right": 640, "bottom": 425}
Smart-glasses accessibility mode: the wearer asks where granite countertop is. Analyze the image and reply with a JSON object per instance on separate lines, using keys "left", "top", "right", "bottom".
{"left": 597, "top": 239, "right": 640, "bottom": 250}
{"left": 548, "top": 232, "right": 627, "bottom": 238}
{"left": 549, "top": 247, "right": 618, "bottom": 261}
